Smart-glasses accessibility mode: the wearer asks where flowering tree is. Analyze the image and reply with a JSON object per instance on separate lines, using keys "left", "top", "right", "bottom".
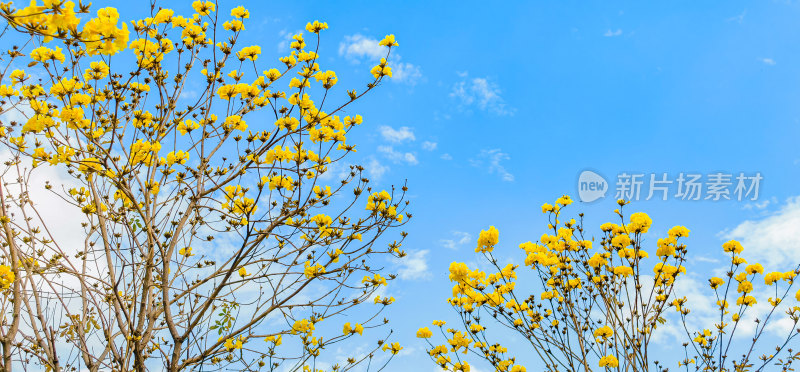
{"left": 0, "top": 1, "right": 409, "bottom": 371}
{"left": 419, "top": 196, "right": 800, "bottom": 372}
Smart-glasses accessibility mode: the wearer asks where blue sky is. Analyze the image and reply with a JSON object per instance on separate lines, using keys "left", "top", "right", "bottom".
{"left": 105, "top": 1, "right": 800, "bottom": 369}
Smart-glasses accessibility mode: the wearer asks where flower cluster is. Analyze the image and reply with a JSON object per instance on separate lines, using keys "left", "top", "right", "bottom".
{"left": 422, "top": 195, "right": 800, "bottom": 371}
{"left": 0, "top": 1, "right": 408, "bottom": 371}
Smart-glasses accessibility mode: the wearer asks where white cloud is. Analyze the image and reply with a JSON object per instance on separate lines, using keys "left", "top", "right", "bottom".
{"left": 0, "top": 148, "right": 98, "bottom": 299}
{"left": 693, "top": 256, "right": 720, "bottom": 264}
{"left": 727, "top": 10, "right": 746, "bottom": 23}
{"left": 440, "top": 231, "right": 472, "bottom": 250}
{"left": 392, "top": 250, "right": 430, "bottom": 280}
{"left": 277, "top": 29, "right": 303, "bottom": 52}
{"left": 338, "top": 34, "right": 386, "bottom": 62}
{"left": 450, "top": 73, "right": 513, "bottom": 116}
{"left": 379, "top": 126, "right": 415, "bottom": 143}
{"left": 472, "top": 149, "right": 514, "bottom": 182}
{"left": 339, "top": 34, "right": 422, "bottom": 85}
{"left": 433, "top": 110, "right": 452, "bottom": 121}
{"left": 1, "top": 101, "right": 32, "bottom": 125}
{"left": 440, "top": 153, "right": 453, "bottom": 160}
{"left": 761, "top": 58, "right": 776, "bottom": 66}
{"left": 179, "top": 89, "right": 198, "bottom": 100}
{"left": 393, "top": 62, "right": 423, "bottom": 84}
{"left": 743, "top": 196, "right": 777, "bottom": 210}
{"left": 653, "top": 198, "right": 800, "bottom": 346}
{"left": 720, "top": 196, "right": 800, "bottom": 269}
{"left": 422, "top": 141, "right": 437, "bottom": 151}
{"left": 366, "top": 157, "right": 388, "bottom": 181}
{"left": 604, "top": 29, "right": 623, "bottom": 37}
{"left": 317, "top": 161, "right": 353, "bottom": 182}
{"left": 378, "top": 146, "right": 418, "bottom": 165}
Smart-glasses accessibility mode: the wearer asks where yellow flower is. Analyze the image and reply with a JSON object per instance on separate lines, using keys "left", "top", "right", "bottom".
{"left": 476, "top": 226, "right": 499, "bottom": 253}
{"left": 448, "top": 262, "right": 470, "bottom": 283}
{"left": 30, "top": 46, "right": 65, "bottom": 63}
{"left": 192, "top": 1, "right": 215, "bottom": 15}
{"left": 737, "top": 280, "right": 753, "bottom": 294}
{"left": 230, "top": 5, "right": 249, "bottom": 18}
{"left": 222, "top": 336, "right": 244, "bottom": 351}
{"left": 381, "top": 342, "right": 403, "bottom": 354}
{"left": 165, "top": 151, "right": 190, "bottom": 166}
{"left": 177, "top": 119, "right": 200, "bottom": 135}
{"left": 305, "top": 20, "right": 328, "bottom": 33}
{"left": 303, "top": 261, "right": 326, "bottom": 278}
{"left": 0, "top": 265, "right": 14, "bottom": 289}
{"left": 378, "top": 34, "right": 398, "bottom": 47}
{"left": 178, "top": 247, "right": 194, "bottom": 257}
{"left": 238, "top": 267, "right": 249, "bottom": 277}
{"left": 668, "top": 225, "right": 690, "bottom": 238}
{"left": 342, "top": 322, "right": 364, "bottom": 335}
{"left": 611, "top": 234, "right": 632, "bottom": 248}
{"left": 370, "top": 64, "right": 392, "bottom": 79}
{"left": 764, "top": 272, "right": 782, "bottom": 285}
{"left": 362, "top": 273, "right": 387, "bottom": 286}
{"left": 593, "top": 325, "right": 613, "bottom": 340}
{"left": 628, "top": 212, "right": 652, "bottom": 233}
{"left": 237, "top": 45, "right": 261, "bottom": 61}
{"left": 613, "top": 266, "right": 633, "bottom": 277}
{"left": 722, "top": 240, "right": 744, "bottom": 254}
{"left": 153, "top": 8, "right": 174, "bottom": 23}
{"left": 737, "top": 295, "right": 757, "bottom": 306}
{"left": 291, "top": 319, "right": 315, "bottom": 334}
{"left": 555, "top": 195, "right": 572, "bottom": 206}
{"left": 599, "top": 355, "right": 619, "bottom": 368}
{"left": 709, "top": 277, "right": 724, "bottom": 289}
{"left": 223, "top": 115, "right": 247, "bottom": 132}
{"left": 588, "top": 253, "right": 607, "bottom": 268}
{"left": 84, "top": 61, "right": 110, "bottom": 80}
{"left": 416, "top": 327, "right": 432, "bottom": 338}
{"left": 264, "top": 335, "right": 282, "bottom": 346}
{"left": 745, "top": 263, "right": 764, "bottom": 275}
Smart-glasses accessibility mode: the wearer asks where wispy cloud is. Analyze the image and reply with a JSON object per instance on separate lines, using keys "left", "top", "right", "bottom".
{"left": 338, "top": 34, "right": 386, "bottom": 62}
{"left": 379, "top": 126, "right": 415, "bottom": 143}
{"left": 726, "top": 10, "right": 746, "bottom": 23}
{"left": 392, "top": 62, "right": 423, "bottom": 84}
{"left": 277, "top": 29, "right": 303, "bottom": 52}
{"left": 1, "top": 102, "right": 32, "bottom": 125}
{"left": 471, "top": 149, "right": 514, "bottom": 182}
{"left": 604, "top": 29, "right": 623, "bottom": 37}
{"left": 760, "top": 58, "right": 776, "bottom": 66}
{"left": 339, "top": 34, "right": 422, "bottom": 85}
{"left": 366, "top": 157, "right": 389, "bottom": 181}
{"left": 742, "top": 196, "right": 777, "bottom": 211}
{"left": 720, "top": 196, "right": 800, "bottom": 269}
{"left": 440, "top": 231, "right": 472, "bottom": 250}
{"left": 450, "top": 73, "right": 513, "bottom": 116}
{"left": 422, "top": 141, "right": 437, "bottom": 151}
{"left": 378, "top": 146, "right": 418, "bottom": 165}
{"left": 392, "top": 250, "right": 430, "bottom": 280}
